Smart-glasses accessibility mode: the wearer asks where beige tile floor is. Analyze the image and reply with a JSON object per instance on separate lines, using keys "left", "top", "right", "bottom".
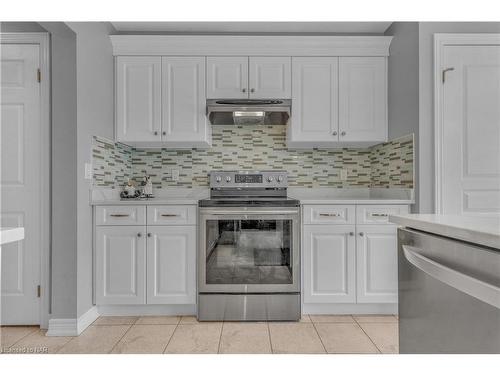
{"left": 0, "top": 314, "right": 399, "bottom": 354}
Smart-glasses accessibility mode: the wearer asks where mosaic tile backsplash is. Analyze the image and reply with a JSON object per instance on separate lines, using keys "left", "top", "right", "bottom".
{"left": 92, "top": 127, "right": 413, "bottom": 189}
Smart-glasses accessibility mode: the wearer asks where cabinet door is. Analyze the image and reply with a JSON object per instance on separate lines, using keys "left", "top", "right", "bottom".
{"left": 147, "top": 226, "right": 196, "bottom": 304}
{"left": 115, "top": 56, "right": 161, "bottom": 142}
{"left": 95, "top": 226, "right": 146, "bottom": 305}
{"left": 356, "top": 225, "right": 398, "bottom": 303}
{"left": 206, "top": 56, "right": 248, "bottom": 99}
{"left": 339, "top": 57, "right": 387, "bottom": 142}
{"left": 303, "top": 225, "right": 356, "bottom": 303}
{"left": 289, "top": 57, "right": 339, "bottom": 145}
{"left": 162, "top": 57, "right": 210, "bottom": 148}
{"left": 249, "top": 57, "right": 291, "bottom": 99}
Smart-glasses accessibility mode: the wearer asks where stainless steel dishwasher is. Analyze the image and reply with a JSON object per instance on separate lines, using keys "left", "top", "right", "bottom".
{"left": 398, "top": 228, "right": 500, "bottom": 354}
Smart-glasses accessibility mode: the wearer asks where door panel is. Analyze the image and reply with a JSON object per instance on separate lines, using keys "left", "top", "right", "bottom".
{"left": 339, "top": 57, "right": 387, "bottom": 142}
{"left": 442, "top": 45, "right": 500, "bottom": 216}
{"left": 249, "top": 57, "right": 291, "bottom": 99}
{"left": 115, "top": 56, "right": 161, "bottom": 142}
{"left": 303, "top": 225, "right": 356, "bottom": 303}
{"left": 1, "top": 44, "right": 40, "bottom": 324}
{"left": 356, "top": 225, "right": 398, "bottom": 303}
{"left": 146, "top": 226, "right": 196, "bottom": 304}
{"left": 95, "top": 226, "right": 146, "bottom": 305}
{"left": 206, "top": 57, "right": 248, "bottom": 99}
{"left": 162, "top": 57, "right": 210, "bottom": 147}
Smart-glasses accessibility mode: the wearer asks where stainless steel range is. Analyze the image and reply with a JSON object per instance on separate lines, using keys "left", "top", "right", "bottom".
{"left": 197, "top": 170, "right": 301, "bottom": 321}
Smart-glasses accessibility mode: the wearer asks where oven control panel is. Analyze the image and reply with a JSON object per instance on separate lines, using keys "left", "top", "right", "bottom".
{"left": 209, "top": 171, "right": 288, "bottom": 188}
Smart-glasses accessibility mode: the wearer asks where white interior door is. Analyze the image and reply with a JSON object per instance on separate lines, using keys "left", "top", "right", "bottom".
{"left": 1, "top": 44, "right": 41, "bottom": 324}
{"left": 440, "top": 45, "right": 500, "bottom": 216}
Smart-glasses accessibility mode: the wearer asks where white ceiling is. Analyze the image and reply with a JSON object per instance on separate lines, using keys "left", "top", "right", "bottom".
{"left": 111, "top": 22, "right": 392, "bottom": 34}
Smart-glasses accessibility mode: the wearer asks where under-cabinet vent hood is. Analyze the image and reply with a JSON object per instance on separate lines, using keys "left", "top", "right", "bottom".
{"left": 207, "top": 99, "right": 291, "bottom": 125}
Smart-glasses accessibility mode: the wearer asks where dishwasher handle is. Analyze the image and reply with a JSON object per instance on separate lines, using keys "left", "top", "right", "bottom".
{"left": 403, "top": 245, "right": 500, "bottom": 309}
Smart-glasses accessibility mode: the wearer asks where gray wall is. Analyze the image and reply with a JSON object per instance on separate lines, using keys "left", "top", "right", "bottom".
{"left": 66, "top": 22, "right": 116, "bottom": 318}
{"left": 384, "top": 22, "right": 420, "bottom": 212}
{"left": 418, "top": 22, "right": 500, "bottom": 213}
{"left": 38, "top": 22, "right": 78, "bottom": 319}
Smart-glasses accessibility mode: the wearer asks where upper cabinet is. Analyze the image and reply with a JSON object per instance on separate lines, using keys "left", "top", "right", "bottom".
{"left": 115, "top": 56, "right": 162, "bottom": 142}
{"left": 288, "top": 56, "right": 388, "bottom": 148}
{"left": 339, "top": 57, "right": 387, "bottom": 143}
{"left": 116, "top": 56, "right": 211, "bottom": 148}
{"left": 207, "top": 56, "right": 292, "bottom": 99}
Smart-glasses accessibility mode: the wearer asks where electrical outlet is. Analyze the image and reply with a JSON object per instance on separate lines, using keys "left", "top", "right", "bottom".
{"left": 171, "top": 169, "right": 180, "bottom": 181}
{"left": 84, "top": 163, "right": 92, "bottom": 180}
{"left": 340, "top": 169, "right": 348, "bottom": 181}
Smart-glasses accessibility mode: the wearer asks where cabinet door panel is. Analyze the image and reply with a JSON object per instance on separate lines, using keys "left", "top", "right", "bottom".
{"left": 206, "top": 57, "right": 248, "bottom": 99}
{"left": 147, "top": 226, "right": 196, "bottom": 304}
{"left": 162, "top": 57, "right": 210, "bottom": 147}
{"left": 95, "top": 226, "right": 146, "bottom": 305}
{"left": 339, "top": 57, "right": 387, "bottom": 142}
{"left": 115, "top": 56, "right": 161, "bottom": 142}
{"left": 249, "top": 57, "right": 291, "bottom": 99}
{"left": 289, "top": 57, "right": 339, "bottom": 145}
{"left": 303, "top": 225, "right": 356, "bottom": 303}
{"left": 356, "top": 225, "right": 398, "bottom": 303}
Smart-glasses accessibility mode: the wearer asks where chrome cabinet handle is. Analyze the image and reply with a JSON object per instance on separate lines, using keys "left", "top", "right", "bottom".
{"left": 359, "top": 232, "right": 364, "bottom": 237}
{"left": 242, "top": 88, "right": 246, "bottom": 93}
{"left": 370, "top": 213, "right": 388, "bottom": 217}
{"left": 147, "top": 233, "right": 151, "bottom": 237}
{"left": 109, "top": 214, "right": 130, "bottom": 218}
{"left": 154, "top": 131, "right": 158, "bottom": 136}
{"left": 161, "top": 214, "right": 179, "bottom": 217}
{"left": 349, "top": 232, "right": 354, "bottom": 236}
{"left": 341, "top": 131, "right": 346, "bottom": 136}
{"left": 250, "top": 88, "right": 255, "bottom": 93}
{"left": 403, "top": 245, "right": 500, "bottom": 309}
{"left": 137, "top": 233, "right": 142, "bottom": 237}
{"left": 162, "top": 131, "right": 166, "bottom": 136}
{"left": 319, "top": 213, "right": 341, "bottom": 217}
{"left": 332, "top": 131, "right": 338, "bottom": 136}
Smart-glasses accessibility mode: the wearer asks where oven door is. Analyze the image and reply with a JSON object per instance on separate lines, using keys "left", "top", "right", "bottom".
{"left": 199, "top": 207, "right": 300, "bottom": 294}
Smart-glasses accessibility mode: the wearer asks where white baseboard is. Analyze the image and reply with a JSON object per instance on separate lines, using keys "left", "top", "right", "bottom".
{"left": 97, "top": 304, "right": 196, "bottom": 316}
{"left": 46, "top": 306, "right": 99, "bottom": 337}
{"left": 302, "top": 303, "right": 398, "bottom": 315}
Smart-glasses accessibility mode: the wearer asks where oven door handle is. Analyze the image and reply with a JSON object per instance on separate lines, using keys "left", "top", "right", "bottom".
{"left": 206, "top": 210, "right": 299, "bottom": 215}
{"left": 403, "top": 245, "right": 500, "bottom": 309}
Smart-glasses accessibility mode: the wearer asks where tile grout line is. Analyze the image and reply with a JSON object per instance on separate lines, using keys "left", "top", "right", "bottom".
{"left": 310, "top": 319, "right": 328, "bottom": 354}
{"left": 108, "top": 322, "right": 136, "bottom": 354}
{"left": 162, "top": 317, "right": 181, "bottom": 354}
{"left": 2, "top": 327, "right": 39, "bottom": 349}
{"left": 353, "top": 318, "right": 382, "bottom": 354}
{"left": 217, "top": 321, "right": 224, "bottom": 354}
{"left": 266, "top": 322, "right": 274, "bottom": 354}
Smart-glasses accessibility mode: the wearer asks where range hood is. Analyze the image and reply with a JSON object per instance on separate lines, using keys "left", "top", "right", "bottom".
{"left": 207, "top": 99, "right": 291, "bottom": 125}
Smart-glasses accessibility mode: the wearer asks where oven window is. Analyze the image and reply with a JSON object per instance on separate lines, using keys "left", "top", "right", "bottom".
{"left": 205, "top": 219, "right": 293, "bottom": 284}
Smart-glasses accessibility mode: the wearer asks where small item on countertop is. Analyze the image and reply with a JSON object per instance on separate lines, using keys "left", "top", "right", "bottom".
{"left": 141, "top": 174, "right": 154, "bottom": 198}
{"left": 120, "top": 179, "right": 141, "bottom": 199}
{"left": 125, "top": 179, "right": 136, "bottom": 196}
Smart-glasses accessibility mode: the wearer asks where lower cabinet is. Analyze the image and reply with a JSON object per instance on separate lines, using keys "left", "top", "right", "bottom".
{"left": 356, "top": 225, "right": 398, "bottom": 303}
{"left": 303, "top": 225, "right": 356, "bottom": 303}
{"left": 95, "top": 226, "right": 147, "bottom": 305}
{"left": 146, "top": 226, "right": 196, "bottom": 304}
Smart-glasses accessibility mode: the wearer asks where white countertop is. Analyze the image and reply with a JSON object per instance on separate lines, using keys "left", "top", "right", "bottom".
{"left": 0, "top": 227, "right": 25, "bottom": 246}
{"left": 90, "top": 187, "right": 414, "bottom": 206}
{"left": 389, "top": 214, "right": 500, "bottom": 249}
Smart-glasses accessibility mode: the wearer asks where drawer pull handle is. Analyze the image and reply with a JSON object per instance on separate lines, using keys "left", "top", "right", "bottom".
{"left": 161, "top": 214, "right": 179, "bottom": 217}
{"left": 370, "top": 213, "right": 388, "bottom": 217}
{"left": 319, "top": 213, "right": 341, "bottom": 217}
{"left": 109, "top": 214, "right": 130, "bottom": 217}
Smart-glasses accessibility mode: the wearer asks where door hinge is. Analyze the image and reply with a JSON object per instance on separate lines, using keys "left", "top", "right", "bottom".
{"left": 37, "top": 68, "right": 41, "bottom": 83}
{"left": 442, "top": 67, "right": 455, "bottom": 84}
{"left": 37, "top": 285, "right": 41, "bottom": 298}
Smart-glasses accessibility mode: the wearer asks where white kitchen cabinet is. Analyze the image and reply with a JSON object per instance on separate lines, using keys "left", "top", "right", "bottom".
{"left": 206, "top": 56, "right": 248, "bottom": 99}
{"left": 248, "top": 57, "right": 291, "bottom": 99}
{"left": 161, "top": 57, "right": 211, "bottom": 148}
{"left": 338, "top": 57, "right": 387, "bottom": 142}
{"left": 356, "top": 225, "right": 398, "bottom": 303}
{"left": 303, "top": 224, "right": 356, "bottom": 303}
{"left": 146, "top": 226, "right": 196, "bottom": 304}
{"left": 95, "top": 226, "right": 146, "bottom": 305}
{"left": 288, "top": 57, "right": 339, "bottom": 147}
{"left": 115, "top": 56, "right": 162, "bottom": 143}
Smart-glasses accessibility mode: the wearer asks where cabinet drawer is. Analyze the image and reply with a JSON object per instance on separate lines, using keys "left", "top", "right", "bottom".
{"left": 303, "top": 205, "right": 355, "bottom": 225}
{"left": 147, "top": 205, "right": 197, "bottom": 225}
{"left": 356, "top": 205, "right": 409, "bottom": 225}
{"left": 95, "top": 206, "right": 146, "bottom": 226}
